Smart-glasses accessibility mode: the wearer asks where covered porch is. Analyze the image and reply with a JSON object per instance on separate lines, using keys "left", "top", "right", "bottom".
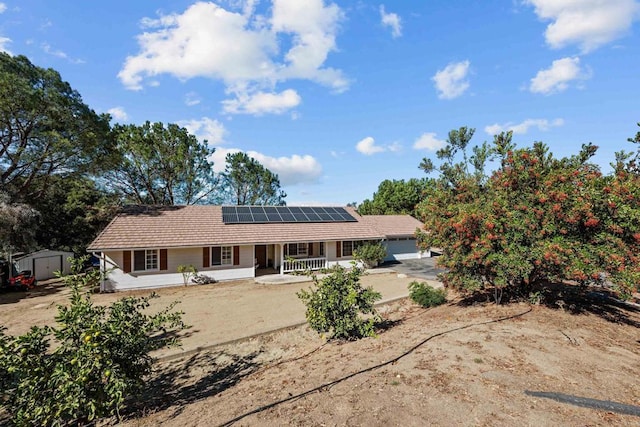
{"left": 254, "top": 242, "right": 329, "bottom": 275}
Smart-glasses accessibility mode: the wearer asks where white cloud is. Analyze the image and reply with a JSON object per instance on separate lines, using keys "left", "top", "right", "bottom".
{"left": 356, "top": 136, "right": 403, "bottom": 156}
{"left": 388, "top": 141, "right": 402, "bottom": 152}
{"left": 356, "top": 137, "right": 383, "bottom": 155}
{"left": 432, "top": 60, "right": 471, "bottom": 99}
{"left": 529, "top": 57, "right": 589, "bottom": 94}
{"left": 210, "top": 147, "right": 322, "bottom": 186}
{"left": 222, "top": 89, "right": 301, "bottom": 115}
{"left": 107, "top": 107, "right": 128, "bottom": 122}
{"left": 380, "top": 5, "right": 402, "bottom": 38}
{"left": 119, "top": 0, "right": 347, "bottom": 114}
{"left": 413, "top": 133, "right": 446, "bottom": 151}
{"left": 178, "top": 117, "right": 227, "bottom": 146}
{"left": 0, "top": 37, "right": 11, "bottom": 54}
{"left": 184, "top": 91, "right": 201, "bottom": 106}
{"left": 525, "top": 0, "right": 640, "bottom": 53}
{"left": 41, "top": 42, "right": 84, "bottom": 64}
{"left": 484, "top": 118, "right": 564, "bottom": 135}
{"left": 248, "top": 151, "right": 323, "bottom": 186}
{"left": 0, "top": 3, "right": 7, "bottom": 13}
{"left": 210, "top": 147, "right": 241, "bottom": 173}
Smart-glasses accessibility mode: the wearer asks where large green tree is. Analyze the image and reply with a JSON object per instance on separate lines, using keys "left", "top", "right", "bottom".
{"left": 0, "top": 53, "right": 112, "bottom": 202}
{"left": 221, "top": 152, "right": 286, "bottom": 205}
{"left": 104, "top": 121, "right": 218, "bottom": 205}
{"left": 358, "top": 178, "right": 432, "bottom": 217}
{"left": 0, "top": 192, "right": 39, "bottom": 255}
{"left": 29, "top": 176, "right": 118, "bottom": 253}
{"left": 417, "top": 128, "right": 640, "bottom": 302}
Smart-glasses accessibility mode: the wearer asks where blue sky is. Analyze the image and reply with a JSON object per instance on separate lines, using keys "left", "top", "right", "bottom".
{"left": 1, "top": 0, "right": 639, "bottom": 205}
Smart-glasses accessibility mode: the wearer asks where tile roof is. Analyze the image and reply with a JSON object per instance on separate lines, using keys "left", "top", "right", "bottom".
{"left": 88, "top": 205, "right": 409, "bottom": 251}
{"left": 360, "top": 215, "right": 424, "bottom": 238}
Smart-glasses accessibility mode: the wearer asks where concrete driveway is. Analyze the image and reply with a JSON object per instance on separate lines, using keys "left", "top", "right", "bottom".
{"left": 383, "top": 257, "right": 446, "bottom": 281}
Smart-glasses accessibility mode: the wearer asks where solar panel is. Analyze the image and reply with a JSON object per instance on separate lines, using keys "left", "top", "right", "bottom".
{"left": 221, "top": 206, "right": 356, "bottom": 224}
{"left": 237, "top": 206, "right": 252, "bottom": 214}
{"left": 266, "top": 212, "right": 283, "bottom": 221}
{"left": 301, "top": 207, "right": 322, "bottom": 221}
{"left": 279, "top": 212, "right": 296, "bottom": 222}
{"left": 252, "top": 212, "right": 268, "bottom": 222}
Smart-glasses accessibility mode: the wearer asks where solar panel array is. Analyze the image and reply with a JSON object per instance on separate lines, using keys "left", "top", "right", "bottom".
{"left": 222, "top": 206, "right": 357, "bottom": 224}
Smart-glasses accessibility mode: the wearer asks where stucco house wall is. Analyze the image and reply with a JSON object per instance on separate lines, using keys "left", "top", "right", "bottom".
{"left": 102, "top": 245, "right": 255, "bottom": 291}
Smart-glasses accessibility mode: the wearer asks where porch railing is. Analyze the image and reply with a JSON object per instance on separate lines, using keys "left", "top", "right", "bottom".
{"left": 282, "top": 257, "right": 327, "bottom": 273}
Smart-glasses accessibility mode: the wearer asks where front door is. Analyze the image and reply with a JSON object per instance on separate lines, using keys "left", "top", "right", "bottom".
{"left": 255, "top": 245, "right": 267, "bottom": 268}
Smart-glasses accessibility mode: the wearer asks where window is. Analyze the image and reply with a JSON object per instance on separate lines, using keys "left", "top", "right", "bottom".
{"left": 298, "top": 243, "right": 308, "bottom": 256}
{"left": 133, "top": 249, "right": 158, "bottom": 271}
{"left": 319, "top": 242, "right": 325, "bottom": 256}
{"left": 285, "top": 243, "right": 308, "bottom": 258}
{"left": 341, "top": 240, "right": 373, "bottom": 257}
{"left": 212, "top": 246, "right": 233, "bottom": 266}
{"left": 342, "top": 241, "right": 353, "bottom": 257}
{"left": 285, "top": 243, "right": 297, "bottom": 256}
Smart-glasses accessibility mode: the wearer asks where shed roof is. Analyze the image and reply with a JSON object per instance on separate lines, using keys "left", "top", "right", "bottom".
{"left": 88, "top": 205, "right": 419, "bottom": 251}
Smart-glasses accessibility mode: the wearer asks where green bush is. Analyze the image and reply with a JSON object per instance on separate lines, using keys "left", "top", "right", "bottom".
{"left": 353, "top": 242, "right": 387, "bottom": 268}
{"left": 178, "top": 264, "right": 197, "bottom": 286}
{"left": 0, "top": 257, "right": 186, "bottom": 425}
{"left": 297, "top": 265, "right": 382, "bottom": 340}
{"left": 408, "top": 281, "right": 447, "bottom": 307}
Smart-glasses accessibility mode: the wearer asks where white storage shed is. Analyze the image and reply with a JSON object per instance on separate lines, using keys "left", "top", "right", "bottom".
{"left": 15, "top": 250, "right": 74, "bottom": 281}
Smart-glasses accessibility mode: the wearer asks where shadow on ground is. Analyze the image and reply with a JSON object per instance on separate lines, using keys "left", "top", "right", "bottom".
{"left": 0, "top": 281, "right": 67, "bottom": 305}
{"left": 455, "top": 282, "right": 640, "bottom": 328}
{"left": 123, "top": 350, "right": 263, "bottom": 421}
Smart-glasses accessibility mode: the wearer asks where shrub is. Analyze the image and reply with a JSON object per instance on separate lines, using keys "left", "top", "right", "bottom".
{"left": 297, "top": 265, "right": 382, "bottom": 340}
{"left": 191, "top": 273, "right": 217, "bottom": 285}
{"left": 178, "top": 264, "right": 197, "bottom": 286}
{"left": 408, "top": 281, "right": 447, "bottom": 308}
{"left": 353, "top": 242, "right": 387, "bottom": 268}
{"left": 0, "top": 257, "right": 186, "bottom": 425}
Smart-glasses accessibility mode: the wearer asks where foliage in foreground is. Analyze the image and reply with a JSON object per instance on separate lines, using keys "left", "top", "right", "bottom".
{"left": 417, "top": 126, "right": 640, "bottom": 303}
{"left": 408, "top": 281, "right": 447, "bottom": 308}
{"left": 0, "top": 258, "right": 186, "bottom": 425}
{"left": 353, "top": 242, "right": 387, "bottom": 268}
{"left": 297, "top": 265, "right": 382, "bottom": 340}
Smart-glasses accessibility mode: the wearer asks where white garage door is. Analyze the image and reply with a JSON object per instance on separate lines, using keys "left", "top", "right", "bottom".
{"left": 34, "top": 256, "right": 62, "bottom": 280}
{"left": 384, "top": 238, "right": 420, "bottom": 261}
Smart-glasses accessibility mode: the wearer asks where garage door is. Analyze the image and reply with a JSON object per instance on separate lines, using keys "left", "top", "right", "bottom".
{"left": 34, "top": 256, "right": 62, "bottom": 280}
{"left": 384, "top": 238, "right": 420, "bottom": 261}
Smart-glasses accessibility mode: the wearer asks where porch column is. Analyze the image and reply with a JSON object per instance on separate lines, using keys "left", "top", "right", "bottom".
{"left": 324, "top": 241, "right": 328, "bottom": 269}
{"left": 280, "top": 243, "right": 284, "bottom": 274}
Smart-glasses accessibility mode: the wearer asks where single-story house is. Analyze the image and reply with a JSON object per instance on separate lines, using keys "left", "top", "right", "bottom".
{"left": 87, "top": 205, "right": 428, "bottom": 291}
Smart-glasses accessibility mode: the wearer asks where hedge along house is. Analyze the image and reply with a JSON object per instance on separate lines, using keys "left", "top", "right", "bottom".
{"left": 87, "top": 205, "right": 427, "bottom": 292}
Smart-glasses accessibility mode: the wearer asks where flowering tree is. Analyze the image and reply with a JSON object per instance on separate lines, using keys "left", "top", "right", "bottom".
{"left": 417, "top": 128, "right": 640, "bottom": 302}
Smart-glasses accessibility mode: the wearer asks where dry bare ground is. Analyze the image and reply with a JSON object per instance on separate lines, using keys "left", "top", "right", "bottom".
{"left": 118, "top": 285, "right": 640, "bottom": 427}
{"left": 1, "top": 276, "right": 639, "bottom": 426}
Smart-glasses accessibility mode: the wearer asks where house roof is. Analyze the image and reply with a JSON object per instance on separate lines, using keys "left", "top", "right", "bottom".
{"left": 360, "top": 215, "right": 424, "bottom": 238}
{"left": 89, "top": 205, "right": 422, "bottom": 251}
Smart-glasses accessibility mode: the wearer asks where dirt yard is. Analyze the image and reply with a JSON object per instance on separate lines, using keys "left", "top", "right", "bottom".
{"left": 2, "top": 276, "right": 640, "bottom": 426}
